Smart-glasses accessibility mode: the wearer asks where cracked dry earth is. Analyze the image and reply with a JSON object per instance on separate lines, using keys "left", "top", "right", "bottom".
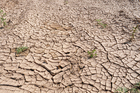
{"left": 0, "top": 0, "right": 140, "bottom": 93}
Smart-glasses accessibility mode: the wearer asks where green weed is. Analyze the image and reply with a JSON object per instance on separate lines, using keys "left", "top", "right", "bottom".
{"left": 16, "top": 46, "right": 28, "bottom": 54}
{"left": 130, "top": 25, "right": 139, "bottom": 41}
{"left": 87, "top": 49, "right": 97, "bottom": 58}
{"left": 115, "top": 87, "right": 128, "bottom": 93}
{"left": 96, "top": 19, "right": 107, "bottom": 28}
{"left": 130, "top": 82, "right": 140, "bottom": 93}
{"left": 115, "top": 82, "right": 140, "bottom": 93}
{"left": 0, "top": 9, "right": 6, "bottom": 27}
{"left": 64, "top": 0, "right": 68, "bottom": 4}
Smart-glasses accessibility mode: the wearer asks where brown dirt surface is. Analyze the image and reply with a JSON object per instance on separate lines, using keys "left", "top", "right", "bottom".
{"left": 0, "top": 0, "right": 140, "bottom": 93}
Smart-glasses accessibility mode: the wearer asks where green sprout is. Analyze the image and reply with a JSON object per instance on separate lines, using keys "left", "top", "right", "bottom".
{"left": 115, "top": 82, "right": 140, "bottom": 93}
{"left": 130, "top": 25, "right": 139, "bottom": 41}
{"left": 115, "top": 87, "right": 128, "bottom": 93}
{"left": 130, "top": 82, "right": 140, "bottom": 93}
{"left": 96, "top": 19, "right": 107, "bottom": 28}
{"left": 87, "top": 49, "right": 97, "bottom": 58}
{"left": 65, "top": 1, "right": 68, "bottom": 4}
{"left": 0, "top": 9, "right": 6, "bottom": 27}
{"left": 16, "top": 46, "right": 28, "bottom": 54}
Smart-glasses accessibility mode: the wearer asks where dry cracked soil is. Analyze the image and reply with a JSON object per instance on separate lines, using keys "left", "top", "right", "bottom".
{"left": 0, "top": 0, "right": 140, "bottom": 93}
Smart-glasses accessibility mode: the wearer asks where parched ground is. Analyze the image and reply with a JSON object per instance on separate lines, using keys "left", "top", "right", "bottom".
{"left": 0, "top": 0, "right": 140, "bottom": 93}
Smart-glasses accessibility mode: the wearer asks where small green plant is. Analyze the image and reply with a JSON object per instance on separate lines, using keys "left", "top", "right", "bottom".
{"left": 130, "top": 25, "right": 139, "bottom": 41}
{"left": 96, "top": 19, "right": 107, "bottom": 28}
{"left": 64, "top": 0, "right": 68, "bottom": 5}
{"left": 0, "top": 9, "right": 6, "bottom": 27}
{"left": 130, "top": 82, "right": 140, "bottom": 93}
{"left": 16, "top": 46, "right": 28, "bottom": 54}
{"left": 115, "top": 82, "right": 140, "bottom": 93}
{"left": 115, "top": 87, "right": 128, "bottom": 93}
{"left": 87, "top": 49, "right": 97, "bottom": 58}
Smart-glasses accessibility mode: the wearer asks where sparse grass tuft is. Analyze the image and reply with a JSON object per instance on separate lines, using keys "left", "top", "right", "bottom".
{"left": 115, "top": 87, "right": 128, "bottom": 93}
{"left": 130, "top": 25, "right": 139, "bottom": 41}
{"left": 16, "top": 46, "right": 28, "bottom": 54}
{"left": 115, "top": 82, "right": 140, "bottom": 93}
{"left": 96, "top": 19, "right": 107, "bottom": 28}
{"left": 87, "top": 49, "right": 97, "bottom": 58}
{"left": 0, "top": 9, "right": 6, "bottom": 27}
{"left": 64, "top": 0, "right": 68, "bottom": 4}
